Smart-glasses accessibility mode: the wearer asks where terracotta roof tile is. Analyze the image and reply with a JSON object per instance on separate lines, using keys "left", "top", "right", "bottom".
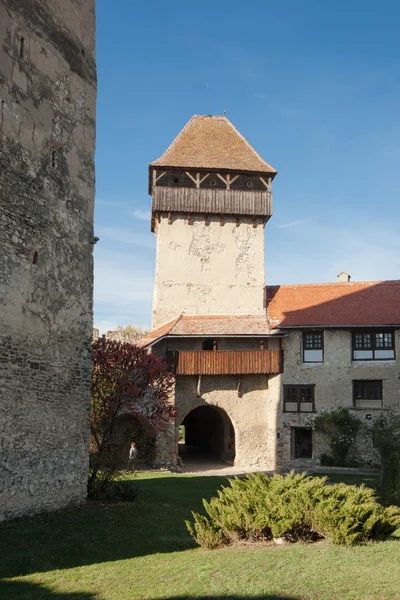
{"left": 137, "top": 316, "right": 181, "bottom": 348}
{"left": 139, "top": 315, "right": 273, "bottom": 348}
{"left": 266, "top": 280, "right": 400, "bottom": 328}
{"left": 150, "top": 115, "right": 277, "bottom": 174}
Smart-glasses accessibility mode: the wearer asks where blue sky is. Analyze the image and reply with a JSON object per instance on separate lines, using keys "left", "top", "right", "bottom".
{"left": 94, "top": 0, "right": 400, "bottom": 333}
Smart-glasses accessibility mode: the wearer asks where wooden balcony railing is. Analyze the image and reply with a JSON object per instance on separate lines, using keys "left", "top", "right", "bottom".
{"left": 167, "top": 349, "right": 283, "bottom": 376}
{"left": 153, "top": 186, "right": 272, "bottom": 217}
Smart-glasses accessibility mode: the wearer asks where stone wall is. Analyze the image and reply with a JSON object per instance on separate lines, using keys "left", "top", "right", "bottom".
{"left": 0, "top": 0, "right": 96, "bottom": 520}
{"left": 105, "top": 330, "right": 146, "bottom": 344}
{"left": 277, "top": 329, "right": 400, "bottom": 469}
{"left": 152, "top": 214, "right": 266, "bottom": 328}
{"left": 175, "top": 374, "right": 278, "bottom": 469}
{"left": 158, "top": 337, "right": 282, "bottom": 470}
{"left": 154, "top": 330, "right": 400, "bottom": 472}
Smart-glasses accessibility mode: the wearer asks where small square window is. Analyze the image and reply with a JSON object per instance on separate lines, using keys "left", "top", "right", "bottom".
{"left": 284, "top": 385, "right": 315, "bottom": 412}
{"left": 303, "top": 332, "right": 323, "bottom": 363}
{"left": 353, "top": 380, "right": 383, "bottom": 409}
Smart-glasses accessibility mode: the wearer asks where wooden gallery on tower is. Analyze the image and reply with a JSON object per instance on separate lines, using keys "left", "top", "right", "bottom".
{"left": 139, "top": 115, "right": 400, "bottom": 471}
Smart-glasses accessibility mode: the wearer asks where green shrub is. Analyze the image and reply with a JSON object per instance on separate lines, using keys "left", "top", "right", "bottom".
{"left": 310, "top": 483, "right": 398, "bottom": 545}
{"left": 104, "top": 477, "right": 139, "bottom": 502}
{"left": 313, "top": 408, "right": 361, "bottom": 466}
{"left": 186, "top": 472, "right": 400, "bottom": 549}
{"left": 367, "top": 411, "right": 400, "bottom": 502}
{"left": 88, "top": 470, "right": 139, "bottom": 502}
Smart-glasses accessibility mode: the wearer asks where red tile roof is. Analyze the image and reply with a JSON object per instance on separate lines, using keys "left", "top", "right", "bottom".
{"left": 266, "top": 280, "right": 400, "bottom": 328}
{"left": 150, "top": 115, "right": 277, "bottom": 174}
{"left": 137, "top": 316, "right": 181, "bottom": 348}
{"left": 138, "top": 315, "right": 274, "bottom": 348}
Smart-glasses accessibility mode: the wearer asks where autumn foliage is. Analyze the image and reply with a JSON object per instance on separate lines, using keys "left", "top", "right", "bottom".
{"left": 89, "top": 337, "right": 175, "bottom": 496}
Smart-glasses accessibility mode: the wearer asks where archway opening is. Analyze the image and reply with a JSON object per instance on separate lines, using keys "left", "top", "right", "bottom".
{"left": 179, "top": 405, "right": 235, "bottom": 465}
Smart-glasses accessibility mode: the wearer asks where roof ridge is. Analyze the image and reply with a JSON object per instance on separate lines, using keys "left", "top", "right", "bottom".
{"left": 180, "top": 314, "right": 268, "bottom": 319}
{"left": 266, "top": 280, "right": 400, "bottom": 288}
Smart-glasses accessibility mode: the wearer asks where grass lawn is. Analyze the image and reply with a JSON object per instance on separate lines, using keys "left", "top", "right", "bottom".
{"left": 311, "top": 472, "right": 380, "bottom": 488}
{"left": 1, "top": 472, "right": 399, "bottom": 600}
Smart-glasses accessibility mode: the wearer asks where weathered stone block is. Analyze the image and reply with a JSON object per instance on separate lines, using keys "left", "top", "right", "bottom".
{"left": 0, "top": 0, "right": 96, "bottom": 520}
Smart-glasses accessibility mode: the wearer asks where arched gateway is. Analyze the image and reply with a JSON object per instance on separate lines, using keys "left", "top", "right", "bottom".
{"left": 180, "top": 405, "right": 235, "bottom": 464}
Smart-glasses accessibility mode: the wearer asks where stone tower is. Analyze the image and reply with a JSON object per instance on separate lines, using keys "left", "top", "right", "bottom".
{"left": 0, "top": 0, "right": 96, "bottom": 519}
{"left": 149, "top": 115, "right": 277, "bottom": 328}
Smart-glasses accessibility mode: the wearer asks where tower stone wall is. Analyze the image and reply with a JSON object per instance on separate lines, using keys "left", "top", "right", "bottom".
{"left": 0, "top": 0, "right": 96, "bottom": 520}
{"left": 152, "top": 214, "right": 266, "bottom": 328}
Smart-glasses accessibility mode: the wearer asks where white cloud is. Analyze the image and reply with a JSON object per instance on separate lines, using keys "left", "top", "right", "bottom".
{"left": 131, "top": 209, "right": 150, "bottom": 221}
{"left": 94, "top": 250, "right": 154, "bottom": 306}
{"left": 95, "top": 225, "right": 155, "bottom": 249}
{"left": 267, "top": 218, "right": 400, "bottom": 285}
{"left": 93, "top": 247, "right": 154, "bottom": 330}
{"left": 95, "top": 198, "right": 131, "bottom": 208}
{"left": 277, "top": 218, "right": 315, "bottom": 229}
{"left": 94, "top": 318, "right": 150, "bottom": 335}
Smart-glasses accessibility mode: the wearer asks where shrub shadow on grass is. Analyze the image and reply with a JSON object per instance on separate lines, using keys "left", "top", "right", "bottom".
{"left": 0, "top": 475, "right": 226, "bottom": 578}
{"left": 0, "top": 580, "right": 95, "bottom": 600}
{"left": 163, "top": 596, "right": 300, "bottom": 600}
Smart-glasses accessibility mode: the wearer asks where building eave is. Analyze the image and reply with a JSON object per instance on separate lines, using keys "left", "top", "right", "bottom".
{"left": 277, "top": 324, "right": 400, "bottom": 330}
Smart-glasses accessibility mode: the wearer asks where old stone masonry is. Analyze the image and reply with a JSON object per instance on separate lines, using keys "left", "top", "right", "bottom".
{"left": 0, "top": 0, "right": 96, "bottom": 520}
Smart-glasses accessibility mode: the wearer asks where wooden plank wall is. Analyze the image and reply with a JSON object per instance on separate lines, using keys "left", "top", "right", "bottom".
{"left": 168, "top": 350, "right": 283, "bottom": 375}
{"left": 153, "top": 187, "right": 272, "bottom": 217}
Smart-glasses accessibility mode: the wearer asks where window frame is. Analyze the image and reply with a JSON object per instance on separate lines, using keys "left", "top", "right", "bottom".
{"left": 283, "top": 384, "right": 316, "bottom": 413}
{"left": 302, "top": 331, "right": 324, "bottom": 363}
{"left": 353, "top": 379, "right": 383, "bottom": 409}
{"left": 352, "top": 329, "right": 395, "bottom": 361}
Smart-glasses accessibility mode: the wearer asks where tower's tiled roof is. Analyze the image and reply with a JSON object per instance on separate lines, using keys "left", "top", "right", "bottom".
{"left": 266, "top": 280, "right": 400, "bottom": 328}
{"left": 150, "top": 115, "right": 277, "bottom": 174}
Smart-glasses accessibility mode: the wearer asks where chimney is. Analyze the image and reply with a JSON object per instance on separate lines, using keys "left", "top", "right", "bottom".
{"left": 337, "top": 272, "right": 351, "bottom": 283}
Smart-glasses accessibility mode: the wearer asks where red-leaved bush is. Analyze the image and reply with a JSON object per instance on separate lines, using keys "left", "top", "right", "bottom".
{"left": 89, "top": 338, "right": 175, "bottom": 496}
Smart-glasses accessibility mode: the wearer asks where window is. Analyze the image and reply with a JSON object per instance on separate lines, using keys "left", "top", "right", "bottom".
{"left": 291, "top": 428, "right": 313, "bottom": 459}
{"left": 353, "top": 380, "right": 383, "bottom": 409}
{"left": 352, "top": 330, "right": 395, "bottom": 361}
{"left": 303, "top": 332, "right": 323, "bottom": 362}
{"left": 283, "top": 385, "right": 315, "bottom": 412}
{"left": 203, "top": 338, "right": 216, "bottom": 351}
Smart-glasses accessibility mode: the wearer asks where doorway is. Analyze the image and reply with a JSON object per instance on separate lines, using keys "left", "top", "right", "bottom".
{"left": 179, "top": 405, "right": 235, "bottom": 465}
{"left": 291, "top": 427, "right": 313, "bottom": 459}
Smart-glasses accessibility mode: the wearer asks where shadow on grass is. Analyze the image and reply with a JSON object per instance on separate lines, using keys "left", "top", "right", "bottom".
{"left": 163, "top": 594, "right": 301, "bottom": 600}
{"left": 0, "top": 580, "right": 95, "bottom": 600}
{"left": 161, "top": 596, "right": 300, "bottom": 600}
{"left": 0, "top": 582, "right": 300, "bottom": 600}
{"left": 0, "top": 475, "right": 227, "bottom": 579}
